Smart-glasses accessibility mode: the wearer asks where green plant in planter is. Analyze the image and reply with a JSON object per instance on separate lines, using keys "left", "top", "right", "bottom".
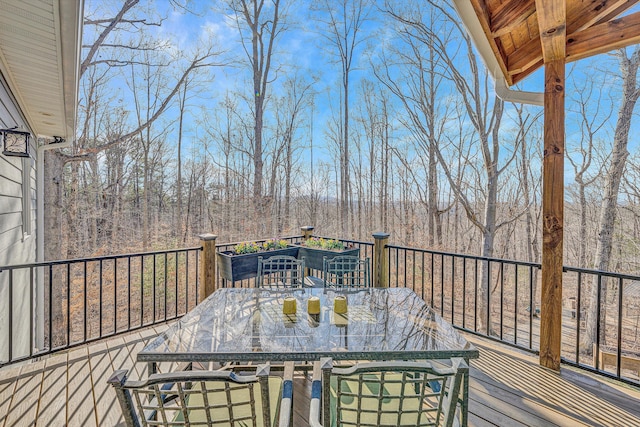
{"left": 304, "top": 237, "right": 345, "bottom": 250}
{"left": 218, "top": 239, "right": 298, "bottom": 282}
{"left": 233, "top": 239, "right": 289, "bottom": 254}
{"left": 298, "top": 237, "right": 359, "bottom": 271}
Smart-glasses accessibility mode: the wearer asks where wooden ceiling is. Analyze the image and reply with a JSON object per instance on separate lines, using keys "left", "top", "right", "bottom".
{"left": 467, "top": 0, "right": 640, "bottom": 85}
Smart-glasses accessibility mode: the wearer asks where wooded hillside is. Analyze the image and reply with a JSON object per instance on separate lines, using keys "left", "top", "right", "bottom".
{"left": 45, "top": 0, "right": 640, "bottom": 278}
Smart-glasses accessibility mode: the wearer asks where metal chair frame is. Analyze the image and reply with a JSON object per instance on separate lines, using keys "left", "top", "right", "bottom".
{"left": 309, "top": 357, "right": 468, "bottom": 427}
{"left": 256, "top": 255, "right": 306, "bottom": 289}
{"left": 108, "top": 363, "right": 293, "bottom": 427}
{"left": 322, "top": 256, "right": 371, "bottom": 289}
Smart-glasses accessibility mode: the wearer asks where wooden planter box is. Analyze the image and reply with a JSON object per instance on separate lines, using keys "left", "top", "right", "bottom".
{"left": 295, "top": 244, "right": 360, "bottom": 271}
{"left": 217, "top": 246, "right": 300, "bottom": 282}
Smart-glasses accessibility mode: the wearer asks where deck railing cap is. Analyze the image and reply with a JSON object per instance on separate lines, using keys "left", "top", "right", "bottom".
{"left": 199, "top": 233, "right": 218, "bottom": 241}
{"left": 372, "top": 231, "right": 390, "bottom": 239}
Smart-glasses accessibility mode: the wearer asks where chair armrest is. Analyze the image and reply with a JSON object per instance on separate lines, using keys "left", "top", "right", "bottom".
{"left": 107, "top": 369, "right": 128, "bottom": 387}
{"left": 309, "top": 358, "right": 333, "bottom": 427}
{"left": 309, "top": 360, "right": 323, "bottom": 427}
{"left": 278, "top": 361, "right": 294, "bottom": 427}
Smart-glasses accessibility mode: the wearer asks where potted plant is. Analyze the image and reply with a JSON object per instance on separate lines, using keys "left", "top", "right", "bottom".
{"left": 295, "top": 237, "right": 360, "bottom": 271}
{"left": 217, "top": 239, "right": 299, "bottom": 282}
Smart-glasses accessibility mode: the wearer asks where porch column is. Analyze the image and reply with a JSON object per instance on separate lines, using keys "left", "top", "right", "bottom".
{"left": 199, "top": 233, "right": 217, "bottom": 302}
{"left": 540, "top": 59, "right": 565, "bottom": 370}
{"left": 372, "top": 232, "right": 390, "bottom": 288}
{"left": 536, "top": 0, "right": 566, "bottom": 372}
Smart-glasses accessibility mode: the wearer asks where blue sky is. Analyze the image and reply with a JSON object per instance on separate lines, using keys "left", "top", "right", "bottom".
{"left": 81, "top": 0, "right": 640, "bottom": 195}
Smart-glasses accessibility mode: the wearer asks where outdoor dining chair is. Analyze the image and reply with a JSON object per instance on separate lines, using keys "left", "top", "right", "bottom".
{"left": 309, "top": 357, "right": 468, "bottom": 427}
{"left": 256, "top": 255, "right": 306, "bottom": 288}
{"left": 108, "top": 362, "right": 293, "bottom": 427}
{"left": 322, "top": 255, "right": 371, "bottom": 289}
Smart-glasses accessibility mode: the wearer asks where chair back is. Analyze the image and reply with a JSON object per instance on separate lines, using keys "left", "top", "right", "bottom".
{"left": 311, "top": 358, "right": 467, "bottom": 427}
{"left": 322, "top": 256, "right": 370, "bottom": 289}
{"left": 257, "top": 255, "right": 305, "bottom": 288}
{"left": 108, "top": 365, "right": 283, "bottom": 427}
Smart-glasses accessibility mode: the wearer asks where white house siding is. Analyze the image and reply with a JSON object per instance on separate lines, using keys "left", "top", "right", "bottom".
{"left": 0, "top": 73, "right": 37, "bottom": 363}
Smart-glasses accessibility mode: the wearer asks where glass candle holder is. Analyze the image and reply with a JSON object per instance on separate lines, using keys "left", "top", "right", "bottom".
{"left": 333, "top": 295, "right": 348, "bottom": 314}
{"left": 307, "top": 296, "right": 321, "bottom": 315}
{"left": 283, "top": 296, "right": 297, "bottom": 315}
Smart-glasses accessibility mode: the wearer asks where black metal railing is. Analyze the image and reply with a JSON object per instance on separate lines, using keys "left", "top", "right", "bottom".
{"left": 561, "top": 266, "right": 640, "bottom": 385}
{"left": 386, "top": 243, "right": 640, "bottom": 387}
{"left": 0, "top": 247, "right": 200, "bottom": 367}
{"left": 387, "top": 245, "right": 541, "bottom": 351}
{"left": 3, "top": 232, "right": 638, "bottom": 387}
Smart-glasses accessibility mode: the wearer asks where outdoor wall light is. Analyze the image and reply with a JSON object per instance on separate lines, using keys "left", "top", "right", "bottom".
{"left": 2, "top": 128, "right": 30, "bottom": 157}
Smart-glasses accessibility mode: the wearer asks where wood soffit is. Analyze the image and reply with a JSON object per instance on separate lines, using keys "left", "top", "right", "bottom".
{"left": 467, "top": 0, "right": 640, "bottom": 85}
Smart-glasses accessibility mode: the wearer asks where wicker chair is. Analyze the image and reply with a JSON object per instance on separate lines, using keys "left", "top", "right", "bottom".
{"left": 256, "top": 255, "right": 306, "bottom": 289}
{"left": 309, "top": 357, "right": 467, "bottom": 427}
{"left": 108, "top": 362, "right": 293, "bottom": 427}
{"left": 322, "top": 256, "right": 371, "bottom": 289}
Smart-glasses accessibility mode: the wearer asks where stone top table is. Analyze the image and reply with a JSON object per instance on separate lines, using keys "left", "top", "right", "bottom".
{"left": 138, "top": 287, "right": 478, "bottom": 364}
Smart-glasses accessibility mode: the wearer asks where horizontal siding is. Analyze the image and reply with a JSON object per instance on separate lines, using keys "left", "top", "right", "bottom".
{"left": 0, "top": 227, "right": 30, "bottom": 265}
{"left": 1, "top": 70, "right": 36, "bottom": 265}
{"left": 0, "top": 195, "right": 21, "bottom": 213}
{"left": 1, "top": 13, "right": 40, "bottom": 366}
{"left": 0, "top": 176, "right": 21, "bottom": 199}
{"left": 0, "top": 156, "right": 22, "bottom": 184}
{"left": 0, "top": 212, "right": 22, "bottom": 235}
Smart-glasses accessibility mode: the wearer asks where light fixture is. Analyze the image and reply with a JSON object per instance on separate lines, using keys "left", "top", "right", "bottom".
{"left": 2, "top": 128, "right": 30, "bottom": 157}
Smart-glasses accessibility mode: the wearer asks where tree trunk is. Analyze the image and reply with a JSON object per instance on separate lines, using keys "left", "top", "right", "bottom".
{"left": 43, "top": 151, "right": 67, "bottom": 261}
{"left": 585, "top": 48, "right": 640, "bottom": 350}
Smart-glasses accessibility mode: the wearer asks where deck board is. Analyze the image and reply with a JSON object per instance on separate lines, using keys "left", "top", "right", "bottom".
{"left": 4, "top": 361, "right": 43, "bottom": 426}
{"left": 0, "top": 324, "right": 639, "bottom": 427}
{"left": 66, "top": 346, "right": 96, "bottom": 427}
{"left": 466, "top": 335, "right": 640, "bottom": 426}
{"left": 87, "top": 341, "right": 123, "bottom": 427}
{"left": 36, "top": 353, "right": 67, "bottom": 425}
{"left": 0, "top": 367, "right": 19, "bottom": 427}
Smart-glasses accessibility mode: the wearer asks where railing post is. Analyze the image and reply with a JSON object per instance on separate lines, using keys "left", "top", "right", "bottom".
{"left": 301, "top": 226, "right": 314, "bottom": 277}
{"left": 372, "top": 232, "right": 390, "bottom": 288}
{"left": 199, "top": 234, "right": 217, "bottom": 302}
{"left": 301, "top": 225, "right": 314, "bottom": 240}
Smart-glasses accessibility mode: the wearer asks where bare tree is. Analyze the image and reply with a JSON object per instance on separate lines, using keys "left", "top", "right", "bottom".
{"left": 272, "top": 74, "right": 316, "bottom": 232}
{"left": 566, "top": 72, "right": 612, "bottom": 268}
{"left": 373, "top": 4, "right": 451, "bottom": 246}
{"left": 44, "top": 0, "right": 226, "bottom": 258}
{"left": 585, "top": 47, "right": 640, "bottom": 350}
{"left": 312, "top": 0, "right": 374, "bottom": 235}
{"left": 221, "top": 0, "right": 289, "bottom": 230}
{"left": 383, "top": 0, "right": 534, "bottom": 334}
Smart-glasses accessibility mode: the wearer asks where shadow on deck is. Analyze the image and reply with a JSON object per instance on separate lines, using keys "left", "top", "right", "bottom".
{"left": 1, "top": 326, "right": 639, "bottom": 426}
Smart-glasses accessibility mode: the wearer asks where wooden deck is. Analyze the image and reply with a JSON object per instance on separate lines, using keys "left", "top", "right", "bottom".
{"left": 1, "top": 325, "right": 639, "bottom": 427}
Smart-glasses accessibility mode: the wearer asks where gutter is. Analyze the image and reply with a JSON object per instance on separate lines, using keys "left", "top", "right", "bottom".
{"left": 494, "top": 74, "right": 543, "bottom": 106}
{"left": 451, "top": 0, "right": 543, "bottom": 107}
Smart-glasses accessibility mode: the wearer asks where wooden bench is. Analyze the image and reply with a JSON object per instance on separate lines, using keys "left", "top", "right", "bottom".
{"left": 594, "top": 344, "right": 640, "bottom": 377}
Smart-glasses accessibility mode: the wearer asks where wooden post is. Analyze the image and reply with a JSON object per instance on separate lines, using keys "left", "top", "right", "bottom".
{"left": 535, "top": 0, "right": 566, "bottom": 371}
{"left": 540, "top": 59, "right": 565, "bottom": 371}
{"left": 301, "top": 225, "right": 314, "bottom": 240}
{"left": 372, "top": 232, "right": 390, "bottom": 288}
{"left": 199, "top": 233, "right": 217, "bottom": 303}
